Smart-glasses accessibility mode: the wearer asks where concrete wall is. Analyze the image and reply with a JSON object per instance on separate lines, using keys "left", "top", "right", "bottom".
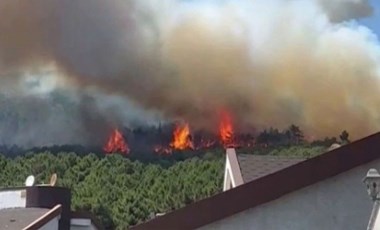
{"left": 198, "top": 159, "right": 380, "bottom": 230}
{"left": 0, "top": 189, "right": 26, "bottom": 209}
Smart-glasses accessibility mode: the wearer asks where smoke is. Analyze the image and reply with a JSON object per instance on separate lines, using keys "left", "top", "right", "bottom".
{"left": 317, "top": 0, "right": 373, "bottom": 22}
{"left": 0, "top": 0, "right": 379, "bottom": 146}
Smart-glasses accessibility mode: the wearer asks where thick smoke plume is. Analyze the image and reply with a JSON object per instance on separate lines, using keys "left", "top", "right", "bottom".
{"left": 0, "top": 0, "right": 379, "bottom": 146}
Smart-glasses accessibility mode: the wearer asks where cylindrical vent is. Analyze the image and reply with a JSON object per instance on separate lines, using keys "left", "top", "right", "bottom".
{"left": 26, "top": 186, "right": 71, "bottom": 230}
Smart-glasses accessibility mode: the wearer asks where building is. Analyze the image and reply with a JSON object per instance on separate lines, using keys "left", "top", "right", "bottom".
{"left": 223, "top": 149, "right": 305, "bottom": 191}
{"left": 0, "top": 184, "right": 103, "bottom": 230}
{"left": 132, "top": 132, "right": 380, "bottom": 230}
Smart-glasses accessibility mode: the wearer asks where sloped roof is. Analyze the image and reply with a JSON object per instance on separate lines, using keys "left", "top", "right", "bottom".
{"left": 0, "top": 207, "right": 57, "bottom": 230}
{"left": 0, "top": 186, "right": 104, "bottom": 230}
{"left": 131, "top": 132, "right": 380, "bottom": 230}
{"left": 237, "top": 154, "right": 306, "bottom": 182}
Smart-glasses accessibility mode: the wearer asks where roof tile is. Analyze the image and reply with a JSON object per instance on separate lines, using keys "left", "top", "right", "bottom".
{"left": 237, "top": 154, "right": 306, "bottom": 182}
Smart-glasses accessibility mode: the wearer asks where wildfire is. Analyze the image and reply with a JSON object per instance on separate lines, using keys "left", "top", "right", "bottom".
{"left": 154, "top": 146, "right": 172, "bottom": 155}
{"left": 170, "top": 123, "right": 194, "bottom": 150}
{"left": 154, "top": 111, "right": 248, "bottom": 154}
{"left": 195, "top": 139, "right": 216, "bottom": 150}
{"left": 103, "top": 129, "right": 130, "bottom": 154}
{"left": 219, "top": 110, "right": 234, "bottom": 147}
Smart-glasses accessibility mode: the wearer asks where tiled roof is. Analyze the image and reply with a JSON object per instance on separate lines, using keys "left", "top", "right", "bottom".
{"left": 237, "top": 154, "right": 306, "bottom": 183}
{"left": 0, "top": 207, "right": 50, "bottom": 229}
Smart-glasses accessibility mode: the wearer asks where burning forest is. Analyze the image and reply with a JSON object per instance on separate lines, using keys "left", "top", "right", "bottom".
{"left": 0, "top": 1, "right": 379, "bottom": 229}
{"left": 104, "top": 129, "right": 130, "bottom": 154}
{"left": 0, "top": 0, "right": 378, "bottom": 151}
{"left": 103, "top": 110, "right": 255, "bottom": 156}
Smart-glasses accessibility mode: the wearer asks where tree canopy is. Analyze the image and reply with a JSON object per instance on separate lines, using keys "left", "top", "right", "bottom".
{"left": 0, "top": 125, "right": 347, "bottom": 229}
{"left": 0, "top": 152, "right": 224, "bottom": 229}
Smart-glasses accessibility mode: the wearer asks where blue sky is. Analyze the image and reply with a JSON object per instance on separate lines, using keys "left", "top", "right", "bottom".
{"left": 359, "top": 0, "right": 380, "bottom": 37}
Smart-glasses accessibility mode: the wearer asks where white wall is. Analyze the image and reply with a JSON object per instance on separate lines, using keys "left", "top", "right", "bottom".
{"left": 0, "top": 189, "right": 26, "bottom": 209}
{"left": 27, "top": 216, "right": 97, "bottom": 230}
{"left": 70, "top": 224, "right": 97, "bottom": 230}
{"left": 373, "top": 203, "right": 380, "bottom": 230}
{"left": 70, "top": 218, "right": 97, "bottom": 230}
{"left": 223, "top": 149, "right": 243, "bottom": 192}
{"left": 39, "top": 216, "right": 60, "bottom": 230}
{"left": 198, "top": 159, "right": 380, "bottom": 230}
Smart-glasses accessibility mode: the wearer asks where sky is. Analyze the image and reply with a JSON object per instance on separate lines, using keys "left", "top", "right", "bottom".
{"left": 359, "top": 0, "right": 380, "bottom": 36}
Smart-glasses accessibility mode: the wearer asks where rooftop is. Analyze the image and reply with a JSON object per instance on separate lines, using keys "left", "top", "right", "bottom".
{"left": 237, "top": 154, "right": 305, "bottom": 182}
{"left": 131, "top": 132, "right": 380, "bottom": 230}
{"left": 0, "top": 207, "right": 51, "bottom": 229}
{"left": 0, "top": 186, "right": 104, "bottom": 230}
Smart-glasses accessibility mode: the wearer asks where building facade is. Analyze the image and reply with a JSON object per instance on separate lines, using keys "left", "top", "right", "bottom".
{"left": 132, "top": 132, "right": 380, "bottom": 230}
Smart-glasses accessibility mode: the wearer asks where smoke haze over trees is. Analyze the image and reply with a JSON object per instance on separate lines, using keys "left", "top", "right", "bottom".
{"left": 0, "top": 0, "right": 378, "bottom": 147}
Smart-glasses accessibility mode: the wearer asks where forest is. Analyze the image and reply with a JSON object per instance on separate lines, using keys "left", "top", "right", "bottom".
{"left": 0, "top": 126, "right": 350, "bottom": 229}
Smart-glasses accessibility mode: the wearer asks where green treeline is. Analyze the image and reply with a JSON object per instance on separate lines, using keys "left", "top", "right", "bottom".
{"left": 0, "top": 152, "right": 224, "bottom": 229}
{"left": 0, "top": 126, "right": 350, "bottom": 229}
{"left": 0, "top": 145, "right": 326, "bottom": 229}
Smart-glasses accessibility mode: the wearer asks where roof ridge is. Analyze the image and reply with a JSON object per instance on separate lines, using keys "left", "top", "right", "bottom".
{"left": 130, "top": 132, "right": 380, "bottom": 230}
{"left": 238, "top": 153, "right": 307, "bottom": 159}
{"left": 23, "top": 204, "right": 62, "bottom": 230}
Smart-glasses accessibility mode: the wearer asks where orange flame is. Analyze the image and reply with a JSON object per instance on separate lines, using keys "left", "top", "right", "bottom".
{"left": 170, "top": 123, "right": 194, "bottom": 150}
{"left": 219, "top": 110, "right": 234, "bottom": 147}
{"left": 104, "top": 129, "right": 130, "bottom": 154}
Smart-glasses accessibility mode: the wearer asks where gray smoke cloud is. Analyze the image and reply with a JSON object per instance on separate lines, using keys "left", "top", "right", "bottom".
{"left": 0, "top": 0, "right": 379, "bottom": 146}
{"left": 317, "top": 0, "right": 373, "bottom": 22}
